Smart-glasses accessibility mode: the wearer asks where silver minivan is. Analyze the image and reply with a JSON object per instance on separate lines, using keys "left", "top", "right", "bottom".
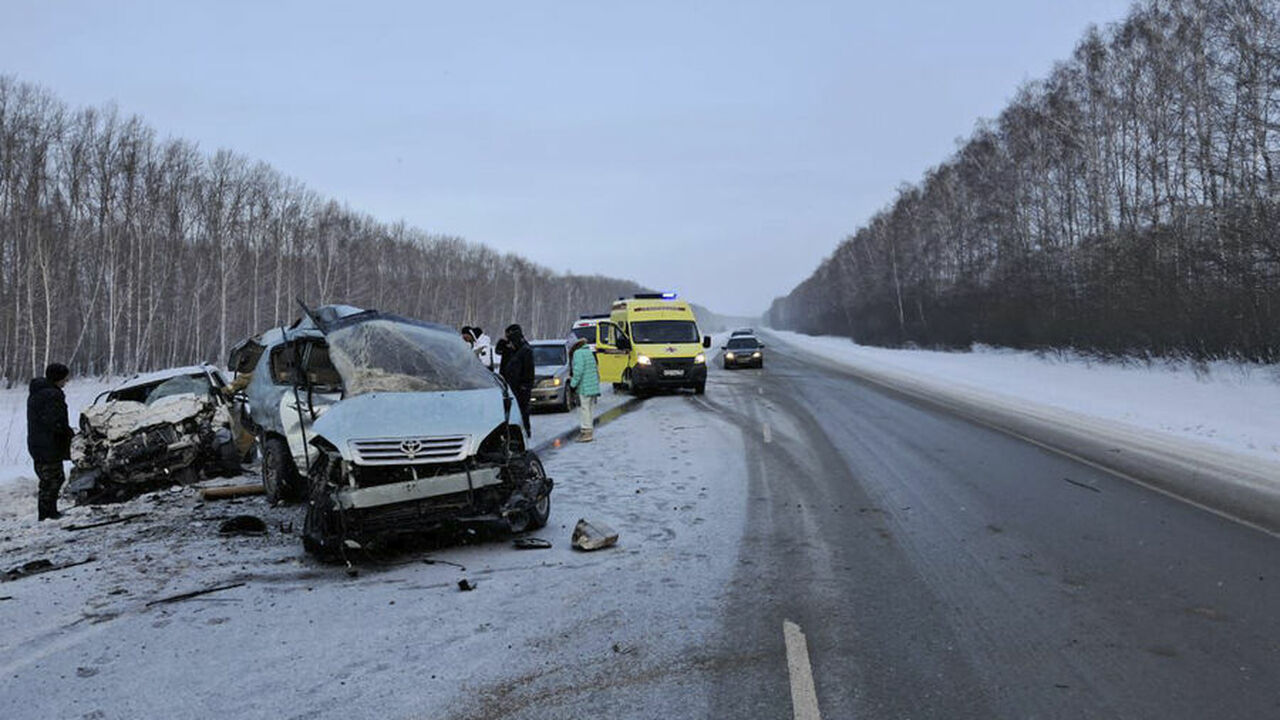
{"left": 235, "top": 305, "right": 550, "bottom": 558}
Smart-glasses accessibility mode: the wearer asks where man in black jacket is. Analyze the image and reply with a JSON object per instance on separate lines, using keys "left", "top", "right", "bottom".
{"left": 497, "top": 324, "right": 535, "bottom": 437}
{"left": 28, "top": 363, "right": 73, "bottom": 521}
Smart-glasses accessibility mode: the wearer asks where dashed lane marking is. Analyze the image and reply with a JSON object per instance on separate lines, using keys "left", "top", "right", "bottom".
{"left": 763, "top": 422, "right": 773, "bottom": 444}
{"left": 784, "top": 619, "right": 823, "bottom": 720}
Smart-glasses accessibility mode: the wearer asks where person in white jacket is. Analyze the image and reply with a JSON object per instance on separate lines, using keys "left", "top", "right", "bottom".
{"left": 471, "top": 326, "right": 494, "bottom": 369}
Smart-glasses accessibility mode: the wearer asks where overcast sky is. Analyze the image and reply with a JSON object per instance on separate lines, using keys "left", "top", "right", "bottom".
{"left": 2, "top": 0, "right": 1134, "bottom": 317}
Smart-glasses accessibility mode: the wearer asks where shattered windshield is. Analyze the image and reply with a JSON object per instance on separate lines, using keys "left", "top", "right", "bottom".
{"left": 146, "top": 375, "right": 213, "bottom": 405}
{"left": 326, "top": 318, "right": 499, "bottom": 396}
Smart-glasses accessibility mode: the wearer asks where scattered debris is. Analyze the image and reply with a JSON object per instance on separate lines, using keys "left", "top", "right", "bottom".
{"left": 422, "top": 557, "right": 467, "bottom": 571}
{"left": 63, "top": 513, "right": 147, "bottom": 532}
{"left": 457, "top": 579, "right": 476, "bottom": 592}
{"left": 0, "top": 595, "right": 12, "bottom": 601}
{"left": 279, "top": 521, "right": 294, "bottom": 534}
{"left": 611, "top": 642, "right": 636, "bottom": 655}
{"left": 145, "top": 582, "right": 246, "bottom": 606}
{"left": 571, "top": 518, "right": 618, "bottom": 551}
{"left": 1063, "top": 477, "right": 1101, "bottom": 493}
{"left": 218, "top": 515, "right": 268, "bottom": 536}
{"left": 200, "top": 484, "right": 265, "bottom": 501}
{"left": 3, "top": 556, "right": 96, "bottom": 582}
{"left": 513, "top": 537, "right": 552, "bottom": 550}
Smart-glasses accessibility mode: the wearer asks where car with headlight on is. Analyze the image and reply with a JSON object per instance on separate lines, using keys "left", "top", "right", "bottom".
{"left": 593, "top": 293, "right": 711, "bottom": 394}
{"left": 530, "top": 339, "right": 575, "bottom": 412}
{"left": 722, "top": 335, "right": 765, "bottom": 369}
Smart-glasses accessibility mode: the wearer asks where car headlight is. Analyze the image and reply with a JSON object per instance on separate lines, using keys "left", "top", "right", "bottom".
{"left": 694, "top": 353, "right": 705, "bottom": 364}
{"left": 636, "top": 355, "right": 652, "bottom": 366}
{"left": 725, "top": 352, "right": 735, "bottom": 360}
{"left": 752, "top": 352, "right": 761, "bottom": 358}
{"left": 537, "top": 377, "right": 562, "bottom": 388}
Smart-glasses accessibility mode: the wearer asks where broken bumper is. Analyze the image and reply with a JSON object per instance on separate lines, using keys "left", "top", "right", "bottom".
{"left": 335, "top": 466, "right": 502, "bottom": 510}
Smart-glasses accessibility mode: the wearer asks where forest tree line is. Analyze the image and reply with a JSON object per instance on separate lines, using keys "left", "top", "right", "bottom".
{"left": 0, "top": 75, "right": 646, "bottom": 383}
{"left": 770, "top": 0, "right": 1280, "bottom": 362}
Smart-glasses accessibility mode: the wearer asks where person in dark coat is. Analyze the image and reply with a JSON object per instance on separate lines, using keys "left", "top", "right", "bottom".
{"left": 27, "top": 363, "right": 73, "bottom": 520}
{"left": 496, "top": 324, "right": 535, "bottom": 436}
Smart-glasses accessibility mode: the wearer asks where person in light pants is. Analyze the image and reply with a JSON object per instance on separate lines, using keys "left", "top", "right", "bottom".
{"left": 569, "top": 337, "right": 600, "bottom": 442}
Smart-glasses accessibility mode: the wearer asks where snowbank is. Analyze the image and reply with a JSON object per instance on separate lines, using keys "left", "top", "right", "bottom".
{"left": 768, "top": 331, "right": 1280, "bottom": 464}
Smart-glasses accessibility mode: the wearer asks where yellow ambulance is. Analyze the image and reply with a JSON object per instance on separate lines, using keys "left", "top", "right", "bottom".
{"left": 594, "top": 293, "right": 711, "bottom": 394}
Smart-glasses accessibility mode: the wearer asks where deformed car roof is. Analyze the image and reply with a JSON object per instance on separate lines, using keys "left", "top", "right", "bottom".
{"left": 112, "top": 364, "right": 223, "bottom": 393}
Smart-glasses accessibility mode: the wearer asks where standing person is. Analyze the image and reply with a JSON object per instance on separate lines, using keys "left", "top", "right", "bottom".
{"left": 461, "top": 326, "right": 476, "bottom": 351}
{"left": 27, "top": 363, "right": 73, "bottom": 521}
{"left": 569, "top": 337, "right": 600, "bottom": 442}
{"left": 471, "top": 326, "right": 494, "bottom": 369}
{"left": 498, "top": 324, "right": 535, "bottom": 437}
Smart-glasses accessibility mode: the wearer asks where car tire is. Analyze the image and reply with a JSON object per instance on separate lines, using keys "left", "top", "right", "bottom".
{"left": 261, "top": 435, "right": 301, "bottom": 505}
{"left": 694, "top": 382, "right": 706, "bottom": 395}
{"left": 505, "top": 452, "right": 551, "bottom": 533}
{"left": 526, "top": 453, "right": 551, "bottom": 530}
{"left": 302, "top": 486, "right": 343, "bottom": 561}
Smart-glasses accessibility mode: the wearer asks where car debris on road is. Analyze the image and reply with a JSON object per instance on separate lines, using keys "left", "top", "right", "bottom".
{"left": 571, "top": 518, "right": 619, "bottom": 551}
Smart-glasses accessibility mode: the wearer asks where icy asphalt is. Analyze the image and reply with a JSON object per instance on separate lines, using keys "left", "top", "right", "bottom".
{"left": 1, "top": 344, "right": 1278, "bottom": 719}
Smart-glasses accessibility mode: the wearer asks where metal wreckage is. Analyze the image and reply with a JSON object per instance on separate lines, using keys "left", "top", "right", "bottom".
{"left": 235, "top": 303, "right": 553, "bottom": 559}
{"left": 67, "top": 365, "right": 254, "bottom": 504}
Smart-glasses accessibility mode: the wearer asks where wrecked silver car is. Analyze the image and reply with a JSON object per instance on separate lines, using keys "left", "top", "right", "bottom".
{"left": 68, "top": 364, "right": 252, "bottom": 504}
{"left": 239, "top": 306, "right": 551, "bottom": 558}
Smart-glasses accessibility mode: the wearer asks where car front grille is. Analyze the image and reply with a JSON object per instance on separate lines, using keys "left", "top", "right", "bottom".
{"left": 655, "top": 358, "right": 694, "bottom": 371}
{"left": 349, "top": 436, "right": 470, "bottom": 465}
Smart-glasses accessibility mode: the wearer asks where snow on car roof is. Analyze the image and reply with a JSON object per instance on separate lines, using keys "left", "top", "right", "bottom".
{"left": 113, "top": 364, "right": 220, "bottom": 392}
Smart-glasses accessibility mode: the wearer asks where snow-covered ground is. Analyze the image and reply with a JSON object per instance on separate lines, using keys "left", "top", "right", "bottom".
{"left": 0, "top": 384, "right": 744, "bottom": 719}
{"left": 768, "top": 330, "right": 1280, "bottom": 463}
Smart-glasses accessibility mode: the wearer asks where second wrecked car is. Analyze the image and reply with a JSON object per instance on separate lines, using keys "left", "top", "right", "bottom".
{"left": 237, "top": 305, "right": 552, "bottom": 558}
{"left": 68, "top": 364, "right": 253, "bottom": 504}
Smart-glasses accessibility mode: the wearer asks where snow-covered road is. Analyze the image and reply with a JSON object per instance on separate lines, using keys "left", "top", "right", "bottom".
{"left": 0, "top": 388, "right": 748, "bottom": 720}
{"left": 2, "top": 340, "right": 1278, "bottom": 719}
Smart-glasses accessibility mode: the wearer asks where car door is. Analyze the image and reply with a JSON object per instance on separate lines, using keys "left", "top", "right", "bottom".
{"left": 594, "top": 321, "right": 631, "bottom": 384}
{"left": 275, "top": 340, "right": 343, "bottom": 468}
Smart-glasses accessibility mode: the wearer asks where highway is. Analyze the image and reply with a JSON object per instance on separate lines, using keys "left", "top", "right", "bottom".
{"left": 688, "top": 335, "right": 1279, "bottom": 718}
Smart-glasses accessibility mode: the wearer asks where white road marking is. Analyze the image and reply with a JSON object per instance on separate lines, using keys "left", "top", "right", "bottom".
{"left": 763, "top": 422, "right": 773, "bottom": 444}
{"left": 784, "top": 619, "right": 823, "bottom": 720}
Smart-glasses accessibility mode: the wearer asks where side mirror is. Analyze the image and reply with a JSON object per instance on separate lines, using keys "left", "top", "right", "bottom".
{"left": 759, "top": 343, "right": 766, "bottom": 348}
{"left": 617, "top": 336, "right": 632, "bottom": 351}
{"left": 702, "top": 336, "right": 711, "bottom": 349}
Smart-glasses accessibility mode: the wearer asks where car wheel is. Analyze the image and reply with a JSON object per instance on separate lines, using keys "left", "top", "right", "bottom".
{"left": 505, "top": 452, "right": 551, "bottom": 533}
{"left": 694, "top": 382, "right": 706, "bottom": 395}
{"left": 261, "top": 436, "right": 301, "bottom": 505}
{"left": 525, "top": 454, "right": 550, "bottom": 530}
{"left": 302, "top": 485, "right": 343, "bottom": 561}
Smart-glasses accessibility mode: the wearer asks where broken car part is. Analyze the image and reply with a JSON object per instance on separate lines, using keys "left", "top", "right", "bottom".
{"left": 571, "top": 518, "right": 619, "bottom": 551}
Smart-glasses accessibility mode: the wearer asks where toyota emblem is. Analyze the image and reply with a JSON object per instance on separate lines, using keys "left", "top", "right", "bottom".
{"left": 400, "top": 439, "right": 424, "bottom": 458}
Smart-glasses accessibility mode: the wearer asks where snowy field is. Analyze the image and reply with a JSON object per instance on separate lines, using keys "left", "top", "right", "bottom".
{"left": 767, "top": 330, "right": 1280, "bottom": 464}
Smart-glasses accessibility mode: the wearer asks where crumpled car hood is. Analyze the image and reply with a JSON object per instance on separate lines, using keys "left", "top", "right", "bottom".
{"left": 82, "top": 394, "right": 221, "bottom": 443}
{"left": 311, "top": 388, "right": 511, "bottom": 462}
